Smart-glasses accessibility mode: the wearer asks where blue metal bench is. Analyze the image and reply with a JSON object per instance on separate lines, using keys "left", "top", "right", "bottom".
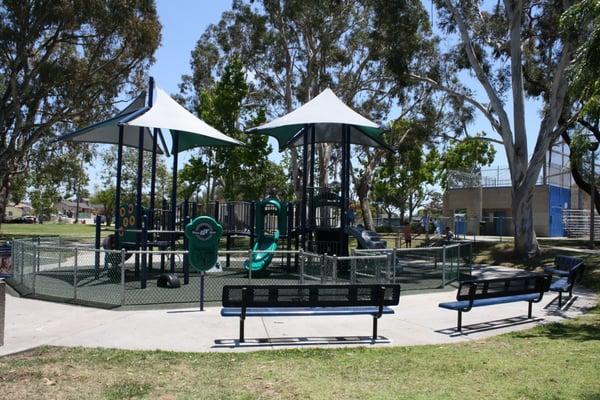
{"left": 221, "top": 284, "right": 401, "bottom": 342}
{"left": 544, "top": 256, "right": 584, "bottom": 307}
{"left": 439, "top": 275, "right": 550, "bottom": 331}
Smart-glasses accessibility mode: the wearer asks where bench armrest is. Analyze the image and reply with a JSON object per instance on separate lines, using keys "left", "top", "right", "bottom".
{"left": 457, "top": 282, "right": 477, "bottom": 312}
{"left": 533, "top": 275, "right": 551, "bottom": 303}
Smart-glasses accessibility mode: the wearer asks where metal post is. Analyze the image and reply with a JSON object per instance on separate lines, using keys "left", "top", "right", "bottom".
{"left": 247, "top": 249, "right": 253, "bottom": 283}
{"left": 386, "top": 253, "right": 392, "bottom": 283}
{"left": 170, "top": 132, "right": 179, "bottom": 272}
{"left": 94, "top": 215, "right": 101, "bottom": 279}
{"left": 183, "top": 215, "right": 190, "bottom": 284}
{"left": 115, "top": 125, "right": 124, "bottom": 247}
{"left": 20, "top": 241, "right": 24, "bottom": 284}
{"left": 351, "top": 256, "right": 357, "bottom": 284}
{"left": 299, "top": 249, "right": 305, "bottom": 284}
{"left": 149, "top": 127, "right": 159, "bottom": 269}
{"left": 120, "top": 249, "right": 126, "bottom": 306}
{"left": 442, "top": 245, "right": 447, "bottom": 287}
{"left": 340, "top": 124, "right": 347, "bottom": 256}
{"left": 199, "top": 272, "right": 205, "bottom": 311}
{"left": 321, "top": 254, "right": 326, "bottom": 284}
{"left": 135, "top": 123, "right": 144, "bottom": 254}
{"left": 249, "top": 201, "right": 255, "bottom": 248}
{"left": 332, "top": 256, "right": 338, "bottom": 283}
{"left": 457, "top": 243, "right": 461, "bottom": 280}
{"left": 73, "top": 248, "right": 78, "bottom": 300}
{"left": 392, "top": 248, "right": 397, "bottom": 283}
{"left": 141, "top": 215, "right": 148, "bottom": 289}
{"left": 32, "top": 244, "right": 39, "bottom": 296}
{"left": 301, "top": 125, "right": 309, "bottom": 249}
{"left": 591, "top": 144, "right": 597, "bottom": 248}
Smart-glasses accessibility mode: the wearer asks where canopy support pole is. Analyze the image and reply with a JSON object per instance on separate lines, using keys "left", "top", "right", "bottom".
{"left": 147, "top": 78, "right": 157, "bottom": 272}
{"left": 149, "top": 127, "right": 158, "bottom": 270}
{"left": 170, "top": 132, "right": 179, "bottom": 272}
{"left": 340, "top": 124, "right": 349, "bottom": 257}
{"left": 301, "top": 124, "right": 309, "bottom": 250}
{"left": 114, "top": 125, "right": 124, "bottom": 247}
{"left": 136, "top": 125, "right": 144, "bottom": 282}
{"left": 309, "top": 124, "right": 316, "bottom": 243}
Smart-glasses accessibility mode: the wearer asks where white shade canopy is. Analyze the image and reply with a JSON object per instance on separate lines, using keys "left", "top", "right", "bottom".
{"left": 247, "top": 88, "right": 386, "bottom": 149}
{"left": 55, "top": 92, "right": 162, "bottom": 153}
{"left": 125, "top": 86, "right": 243, "bottom": 153}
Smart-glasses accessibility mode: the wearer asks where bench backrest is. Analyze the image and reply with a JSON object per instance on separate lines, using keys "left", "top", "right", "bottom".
{"left": 555, "top": 255, "right": 584, "bottom": 271}
{"left": 222, "top": 284, "right": 401, "bottom": 308}
{"left": 457, "top": 275, "right": 549, "bottom": 301}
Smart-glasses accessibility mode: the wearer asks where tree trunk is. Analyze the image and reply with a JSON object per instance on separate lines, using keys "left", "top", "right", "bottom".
{"left": 360, "top": 196, "right": 374, "bottom": 230}
{"left": 290, "top": 148, "right": 302, "bottom": 200}
{"left": 318, "top": 144, "right": 332, "bottom": 188}
{"left": 0, "top": 164, "right": 13, "bottom": 229}
{"left": 512, "top": 185, "right": 539, "bottom": 258}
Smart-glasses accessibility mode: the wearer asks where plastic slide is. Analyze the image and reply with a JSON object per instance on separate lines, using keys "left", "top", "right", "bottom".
{"left": 346, "top": 225, "right": 387, "bottom": 249}
{"left": 244, "top": 230, "right": 280, "bottom": 271}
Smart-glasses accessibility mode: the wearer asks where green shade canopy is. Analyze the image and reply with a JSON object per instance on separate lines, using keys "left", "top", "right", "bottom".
{"left": 246, "top": 88, "right": 386, "bottom": 150}
{"left": 54, "top": 92, "right": 162, "bottom": 153}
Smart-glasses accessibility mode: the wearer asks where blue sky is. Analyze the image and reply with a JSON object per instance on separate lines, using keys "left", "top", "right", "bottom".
{"left": 88, "top": 0, "right": 548, "bottom": 191}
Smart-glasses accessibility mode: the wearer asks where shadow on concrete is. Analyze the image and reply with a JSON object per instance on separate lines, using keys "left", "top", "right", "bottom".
{"left": 212, "top": 335, "right": 391, "bottom": 348}
{"left": 435, "top": 315, "right": 542, "bottom": 337}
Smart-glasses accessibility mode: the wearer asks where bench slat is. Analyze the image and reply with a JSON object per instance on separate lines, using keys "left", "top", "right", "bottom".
{"left": 221, "top": 306, "right": 395, "bottom": 317}
{"left": 439, "top": 293, "right": 540, "bottom": 311}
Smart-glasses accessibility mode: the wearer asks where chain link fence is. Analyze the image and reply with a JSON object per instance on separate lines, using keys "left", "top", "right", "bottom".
{"left": 8, "top": 238, "right": 473, "bottom": 308}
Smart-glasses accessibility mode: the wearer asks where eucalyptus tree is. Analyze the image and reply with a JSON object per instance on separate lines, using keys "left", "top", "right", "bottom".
{"left": 376, "top": 0, "right": 585, "bottom": 257}
{"left": 185, "top": 0, "right": 434, "bottom": 228}
{"left": 560, "top": 0, "right": 600, "bottom": 212}
{"left": 0, "top": 0, "right": 161, "bottom": 226}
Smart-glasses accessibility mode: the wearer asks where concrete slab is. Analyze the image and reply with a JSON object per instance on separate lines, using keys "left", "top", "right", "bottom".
{"left": 1, "top": 283, "right": 596, "bottom": 355}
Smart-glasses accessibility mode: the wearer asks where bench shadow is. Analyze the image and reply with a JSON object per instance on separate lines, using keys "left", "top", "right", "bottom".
{"left": 543, "top": 295, "right": 578, "bottom": 312}
{"left": 212, "top": 336, "right": 391, "bottom": 349}
{"left": 435, "top": 315, "right": 542, "bottom": 337}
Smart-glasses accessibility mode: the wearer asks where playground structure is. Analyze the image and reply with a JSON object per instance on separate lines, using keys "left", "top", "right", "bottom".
{"left": 6, "top": 80, "right": 475, "bottom": 307}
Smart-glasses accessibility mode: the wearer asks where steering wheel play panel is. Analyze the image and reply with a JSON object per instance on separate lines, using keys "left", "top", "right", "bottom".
{"left": 185, "top": 216, "right": 223, "bottom": 272}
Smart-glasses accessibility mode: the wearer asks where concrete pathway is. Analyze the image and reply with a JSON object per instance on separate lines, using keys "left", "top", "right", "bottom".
{"left": 1, "top": 284, "right": 596, "bottom": 355}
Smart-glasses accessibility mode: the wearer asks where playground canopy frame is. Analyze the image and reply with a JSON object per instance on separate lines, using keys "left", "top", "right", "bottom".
{"left": 54, "top": 77, "right": 242, "bottom": 275}
{"left": 247, "top": 88, "right": 390, "bottom": 256}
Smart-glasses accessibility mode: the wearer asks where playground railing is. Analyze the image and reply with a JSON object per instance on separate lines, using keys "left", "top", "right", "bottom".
{"left": 8, "top": 238, "right": 473, "bottom": 308}
{"left": 354, "top": 242, "right": 473, "bottom": 290}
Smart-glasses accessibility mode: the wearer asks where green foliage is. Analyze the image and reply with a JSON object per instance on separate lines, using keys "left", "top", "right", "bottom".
{"left": 22, "top": 140, "right": 94, "bottom": 218}
{"left": 91, "top": 186, "right": 116, "bottom": 225}
{"left": 562, "top": 0, "right": 600, "bottom": 118}
{"left": 0, "top": 0, "right": 161, "bottom": 222}
{"left": 181, "top": 58, "right": 292, "bottom": 201}
{"left": 373, "top": 120, "right": 495, "bottom": 219}
{"left": 440, "top": 135, "right": 496, "bottom": 181}
{"left": 100, "top": 147, "right": 170, "bottom": 204}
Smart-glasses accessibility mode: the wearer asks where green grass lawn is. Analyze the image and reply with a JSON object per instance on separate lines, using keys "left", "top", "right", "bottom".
{"left": 1, "top": 239, "right": 599, "bottom": 399}
{"left": 1, "top": 308, "right": 599, "bottom": 399}
{"left": 0, "top": 222, "right": 109, "bottom": 240}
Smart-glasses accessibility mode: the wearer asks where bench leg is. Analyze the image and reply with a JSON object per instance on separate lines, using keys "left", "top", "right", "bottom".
{"left": 528, "top": 301, "right": 532, "bottom": 319}
{"left": 372, "top": 316, "right": 378, "bottom": 341}
{"left": 239, "top": 318, "right": 245, "bottom": 343}
{"left": 457, "top": 311, "right": 462, "bottom": 332}
{"left": 558, "top": 292, "right": 562, "bottom": 308}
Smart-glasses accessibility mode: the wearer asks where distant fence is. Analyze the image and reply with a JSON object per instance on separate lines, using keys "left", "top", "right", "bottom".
{"left": 7, "top": 238, "right": 473, "bottom": 308}
{"left": 562, "top": 209, "right": 600, "bottom": 238}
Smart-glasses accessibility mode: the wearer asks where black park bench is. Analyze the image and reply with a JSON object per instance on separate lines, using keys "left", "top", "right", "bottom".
{"left": 438, "top": 274, "right": 550, "bottom": 331}
{"left": 544, "top": 256, "right": 584, "bottom": 307}
{"left": 221, "top": 284, "right": 401, "bottom": 342}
